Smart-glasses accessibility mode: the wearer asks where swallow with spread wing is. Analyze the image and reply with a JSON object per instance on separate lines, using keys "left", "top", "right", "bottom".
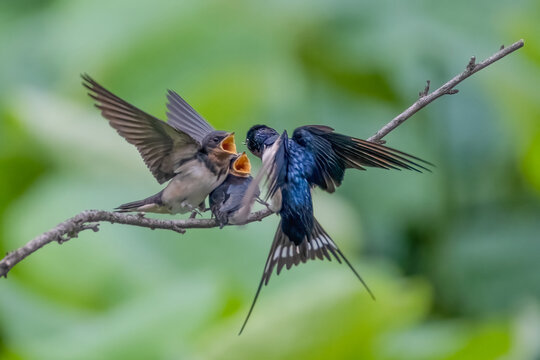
{"left": 209, "top": 152, "right": 259, "bottom": 228}
{"left": 82, "top": 74, "right": 238, "bottom": 215}
{"left": 238, "top": 124, "right": 433, "bottom": 333}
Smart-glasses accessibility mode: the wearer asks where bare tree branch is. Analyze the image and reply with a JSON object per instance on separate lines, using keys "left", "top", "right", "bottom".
{"left": 368, "top": 39, "right": 524, "bottom": 143}
{"left": 0, "top": 209, "right": 273, "bottom": 278}
{"left": 0, "top": 40, "right": 524, "bottom": 278}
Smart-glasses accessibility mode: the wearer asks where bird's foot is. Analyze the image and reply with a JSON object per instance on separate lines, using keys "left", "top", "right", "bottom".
{"left": 189, "top": 207, "right": 208, "bottom": 219}
{"left": 256, "top": 197, "right": 272, "bottom": 211}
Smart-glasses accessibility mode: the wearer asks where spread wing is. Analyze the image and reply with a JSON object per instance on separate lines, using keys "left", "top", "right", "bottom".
{"left": 237, "top": 132, "right": 288, "bottom": 221}
{"left": 166, "top": 90, "right": 215, "bottom": 144}
{"left": 82, "top": 74, "right": 200, "bottom": 184}
{"left": 292, "top": 125, "right": 433, "bottom": 193}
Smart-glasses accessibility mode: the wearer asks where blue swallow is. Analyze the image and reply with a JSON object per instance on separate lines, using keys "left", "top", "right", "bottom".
{"left": 82, "top": 75, "right": 238, "bottom": 215}
{"left": 238, "top": 124, "right": 432, "bottom": 333}
{"left": 209, "top": 152, "right": 259, "bottom": 228}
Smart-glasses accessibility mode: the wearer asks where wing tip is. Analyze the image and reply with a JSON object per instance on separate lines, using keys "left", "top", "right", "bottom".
{"left": 166, "top": 89, "right": 177, "bottom": 99}
{"left": 80, "top": 72, "right": 91, "bottom": 82}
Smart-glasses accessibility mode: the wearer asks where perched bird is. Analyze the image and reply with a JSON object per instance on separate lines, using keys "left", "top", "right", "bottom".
{"left": 238, "top": 124, "right": 432, "bottom": 333}
{"left": 209, "top": 152, "right": 259, "bottom": 228}
{"left": 82, "top": 74, "right": 238, "bottom": 214}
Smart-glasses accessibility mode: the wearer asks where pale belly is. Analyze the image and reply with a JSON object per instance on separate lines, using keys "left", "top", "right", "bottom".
{"left": 261, "top": 144, "right": 283, "bottom": 212}
{"left": 161, "top": 160, "right": 227, "bottom": 214}
{"left": 269, "top": 189, "right": 282, "bottom": 212}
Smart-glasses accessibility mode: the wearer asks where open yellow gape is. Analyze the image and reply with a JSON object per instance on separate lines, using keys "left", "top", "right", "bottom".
{"left": 220, "top": 133, "right": 237, "bottom": 154}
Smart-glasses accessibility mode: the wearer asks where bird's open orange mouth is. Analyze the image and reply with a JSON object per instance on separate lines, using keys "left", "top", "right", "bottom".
{"left": 233, "top": 152, "right": 251, "bottom": 174}
{"left": 220, "top": 133, "right": 237, "bottom": 154}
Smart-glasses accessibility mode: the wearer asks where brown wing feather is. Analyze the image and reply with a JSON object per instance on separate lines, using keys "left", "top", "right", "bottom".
{"left": 166, "top": 90, "right": 215, "bottom": 144}
{"left": 82, "top": 74, "right": 200, "bottom": 184}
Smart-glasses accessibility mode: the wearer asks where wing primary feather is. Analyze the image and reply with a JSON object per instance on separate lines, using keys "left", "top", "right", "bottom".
{"left": 357, "top": 138, "right": 434, "bottom": 166}
{"left": 165, "top": 90, "right": 214, "bottom": 143}
{"left": 266, "top": 132, "right": 288, "bottom": 200}
{"left": 82, "top": 74, "right": 199, "bottom": 184}
{"left": 292, "top": 125, "right": 433, "bottom": 193}
{"left": 167, "top": 90, "right": 202, "bottom": 119}
{"left": 357, "top": 146, "right": 429, "bottom": 172}
{"left": 352, "top": 139, "right": 433, "bottom": 170}
{"left": 331, "top": 136, "right": 430, "bottom": 172}
{"left": 338, "top": 145, "right": 406, "bottom": 170}
{"left": 237, "top": 134, "right": 285, "bottom": 221}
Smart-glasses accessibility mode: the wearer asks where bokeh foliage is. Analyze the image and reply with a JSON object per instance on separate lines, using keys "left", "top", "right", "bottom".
{"left": 1, "top": 0, "right": 539, "bottom": 359}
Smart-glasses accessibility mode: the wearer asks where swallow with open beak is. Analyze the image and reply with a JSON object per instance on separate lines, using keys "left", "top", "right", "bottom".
{"left": 209, "top": 152, "right": 259, "bottom": 228}
{"left": 82, "top": 74, "right": 238, "bottom": 214}
{"left": 237, "top": 124, "right": 433, "bottom": 333}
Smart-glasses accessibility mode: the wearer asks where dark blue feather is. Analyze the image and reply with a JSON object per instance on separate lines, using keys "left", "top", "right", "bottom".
{"left": 239, "top": 123, "right": 432, "bottom": 333}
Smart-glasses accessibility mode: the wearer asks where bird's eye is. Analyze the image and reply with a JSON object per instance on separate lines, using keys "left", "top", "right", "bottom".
{"left": 213, "top": 137, "right": 219, "bottom": 143}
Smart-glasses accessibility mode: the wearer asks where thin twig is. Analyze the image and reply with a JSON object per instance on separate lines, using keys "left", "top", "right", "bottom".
{"left": 0, "top": 40, "right": 524, "bottom": 278}
{"left": 368, "top": 39, "right": 524, "bottom": 144}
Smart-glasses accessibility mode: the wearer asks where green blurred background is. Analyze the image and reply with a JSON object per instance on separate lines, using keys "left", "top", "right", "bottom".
{"left": 1, "top": 0, "right": 539, "bottom": 359}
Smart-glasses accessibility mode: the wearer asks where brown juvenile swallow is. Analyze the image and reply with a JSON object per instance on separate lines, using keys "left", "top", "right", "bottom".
{"left": 82, "top": 74, "right": 238, "bottom": 214}
{"left": 209, "top": 152, "right": 259, "bottom": 228}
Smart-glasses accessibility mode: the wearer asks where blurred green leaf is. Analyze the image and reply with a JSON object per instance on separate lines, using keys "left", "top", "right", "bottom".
{"left": 1, "top": 0, "right": 539, "bottom": 358}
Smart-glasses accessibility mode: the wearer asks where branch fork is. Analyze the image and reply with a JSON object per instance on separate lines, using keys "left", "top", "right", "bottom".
{"left": 367, "top": 39, "right": 524, "bottom": 143}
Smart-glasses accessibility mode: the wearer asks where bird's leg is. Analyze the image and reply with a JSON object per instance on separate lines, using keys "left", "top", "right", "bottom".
{"left": 189, "top": 208, "right": 207, "bottom": 218}
{"left": 199, "top": 204, "right": 211, "bottom": 213}
{"left": 256, "top": 196, "right": 272, "bottom": 211}
{"left": 189, "top": 201, "right": 208, "bottom": 219}
{"left": 198, "top": 201, "right": 213, "bottom": 215}
{"left": 198, "top": 201, "right": 205, "bottom": 211}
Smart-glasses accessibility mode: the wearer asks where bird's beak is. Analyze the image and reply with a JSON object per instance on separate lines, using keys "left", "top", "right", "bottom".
{"left": 220, "top": 132, "right": 237, "bottom": 154}
{"left": 233, "top": 152, "right": 251, "bottom": 175}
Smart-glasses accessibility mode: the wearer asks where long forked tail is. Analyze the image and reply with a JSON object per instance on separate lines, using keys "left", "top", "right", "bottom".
{"left": 114, "top": 191, "right": 164, "bottom": 213}
{"left": 239, "top": 218, "right": 374, "bottom": 334}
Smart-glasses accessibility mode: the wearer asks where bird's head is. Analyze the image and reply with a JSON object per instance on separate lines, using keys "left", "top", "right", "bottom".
{"left": 202, "top": 131, "right": 237, "bottom": 158}
{"left": 230, "top": 152, "right": 251, "bottom": 177}
{"left": 245, "top": 125, "right": 279, "bottom": 158}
